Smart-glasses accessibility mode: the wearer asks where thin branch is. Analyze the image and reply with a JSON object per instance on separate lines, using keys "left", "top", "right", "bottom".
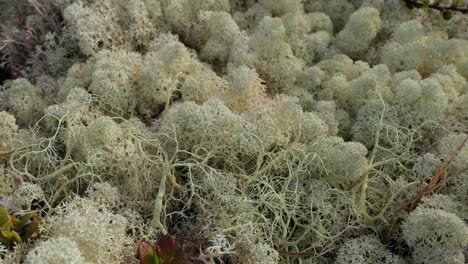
{"left": 431, "top": 166, "right": 468, "bottom": 190}
{"left": 389, "top": 136, "right": 468, "bottom": 224}
{"left": 403, "top": 0, "right": 468, "bottom": 14}
{"left": 419, "top": 136, "right": 467, "bottom": 196}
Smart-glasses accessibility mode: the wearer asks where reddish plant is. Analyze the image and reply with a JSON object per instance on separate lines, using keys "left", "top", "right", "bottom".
{"left": 138, "top": 234, "right": 184, "bottom": 264}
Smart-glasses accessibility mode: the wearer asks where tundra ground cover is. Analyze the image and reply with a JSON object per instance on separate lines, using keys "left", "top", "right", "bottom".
{"left": 0, "top": 0, "right": 467, "bottom": 263}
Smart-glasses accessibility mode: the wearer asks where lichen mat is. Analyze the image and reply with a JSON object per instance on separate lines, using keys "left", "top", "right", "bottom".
{"left": 0, "top": 0, "right": 467, "bottom": 263}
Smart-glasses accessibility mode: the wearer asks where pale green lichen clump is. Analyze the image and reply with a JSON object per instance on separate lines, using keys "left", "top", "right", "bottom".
{"left": 335, "top": 236, "right": 406, "bottom": 264}
{"left": 335, "top": 7, "right": 382, "bottom": 55}
{"left": 44, "top": 198, "right": 129, "bottom": 263}
{"left": 402, "top": 207, "right": 468, "bottom": 264}
{"left": 0, "top": 0, "right": 467, "bottom": 263}
{"left": 25, "top": 237, "right": 87, "bottom": 264}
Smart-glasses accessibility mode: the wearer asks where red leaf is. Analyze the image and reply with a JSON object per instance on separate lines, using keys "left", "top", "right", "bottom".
{"left": 138, "top": 241, "right": 157, "bottom": 264}
{"left": 155, "top": 234, "right": 184, "bottom": 264}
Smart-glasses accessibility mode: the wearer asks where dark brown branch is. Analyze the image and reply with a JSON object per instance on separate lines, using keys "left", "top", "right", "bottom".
{"left": 432, "top": 166, "right": 468, "bottom": 190}
{"left": 403, "top": 0, "right": 468, "bottom": 14}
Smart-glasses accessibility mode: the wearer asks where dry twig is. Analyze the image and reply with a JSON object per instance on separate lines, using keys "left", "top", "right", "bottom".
{"left": 403, "top": 0, "right": 468, "bottom": 14}
{"left": 389, "top": 136, "right": 468, "bottom": 224}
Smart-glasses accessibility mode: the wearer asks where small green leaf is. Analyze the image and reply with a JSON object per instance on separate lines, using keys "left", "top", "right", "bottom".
{"left": 11, "top": 231, "right": 22, "bottom": 243}
{"left": 1, "top": 220, "right": 13, "bottom": 237}
{"left": 10, "top": 217, "right": 20, "bottom": 230}
{"left": 138, "top": 241, "right": 157, "bottom": 264}
{"left": 0, "top": 210, "right": 41, "bottom": 245}
{"left": 22, "top": 220, "right": 40, "bottom": 241}
{"left": 155, "top": 256, "right": 161, "bottom": 264}
{"left": 0, "top": 208, "right": 9, "bottom": 226}
{"left": 155, "top": 235, "right": 183, "bottom": 264}
{"left": 1, "top": 225, "right": 22, "bottom": 243}
{"left": 14, "top": 212, "right": 35, "bottom": 232}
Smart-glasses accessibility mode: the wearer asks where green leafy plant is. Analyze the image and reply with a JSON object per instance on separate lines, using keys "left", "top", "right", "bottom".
{"left": 0, "top": 208, "right": 41, "bottom": 246}
{"left": 138, "top": 234, "right": 184, "bottom": 264}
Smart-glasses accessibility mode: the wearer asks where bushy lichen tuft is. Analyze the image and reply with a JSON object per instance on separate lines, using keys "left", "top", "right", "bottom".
{"left": 25, "top": 237, "right": 87, "bottom": 264}
{"left": 437, "top": 133, "right": 468, "bottom": 169}
{"left": 85, "top": 182, "right": 121, "bottom": 209}
{"left": 5, "top": 78, "right": 45, "bottom": 126}
{"left": 46, "top": 197, "right": 130, "bottom": 263}
{"left": 12, "top": 183, "right": 45, "bottom": 211}
{"left": 420, "top": 194, "right": 468, "bottom": 222}
{"left": 242, "top": 243, "right": 279, "bottom": 264}
{"left": 63, "top": 0, "right": 158, "bottom": 55}
{"left": 159, "top": 99, "right": 261, "bottom": 161}
{"left": 310, "top": 137, "right": 368, "bottom": 186}
{"left": 88, "top": 49, "right": 142, "bottom": 115}
{"left": 137, "top": 38, "right": 227, "bottom": 116}
{"left": 63, "top": 1, "right": 123, "bottom": 56}
{"left": 381, "top": 20, "right": 468, "bottom": 75}
{"left": 402, "top": 207, "right": 468, "bottom": 264}
{"left": 334, "top": 236, "right": 405, "bottom": 264}
{"left": 259, "top": 0, "right": 302, "bottom": 16}
{"left": 223, "top": 66, "right": 266, "bottom": 112}
{"left": 249, "top": 16, "right": 304, "bottom": 93}
{"left": 197, "top": 11, "right": 240, "bottom": 65}
{"left": 335, "top": 7, "right": 382, "bottom": 55}
{"left": 0, "top": 111, "right": 18, "bottom": 150}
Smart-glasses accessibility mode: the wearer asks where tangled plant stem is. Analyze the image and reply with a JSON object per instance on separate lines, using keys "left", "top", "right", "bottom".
{"left": 353, "top": 98, "right": 423, "bottom": 227}
{"left": 151, "top": 159, "right": 170, "bottom": 235}
{"left": 354, "top": 98, "right": 387, "bottom": 226}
